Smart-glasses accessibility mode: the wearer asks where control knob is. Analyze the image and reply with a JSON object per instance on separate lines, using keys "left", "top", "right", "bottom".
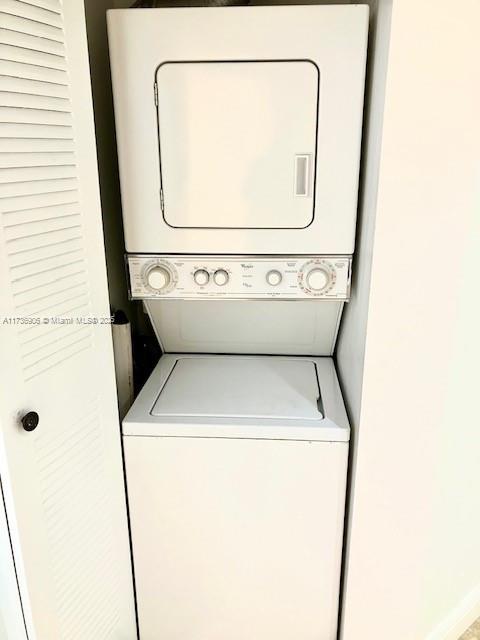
{"left": 213, "top": 269, "right": 229, "bottom": 286}
{"left": 266, "top": 270, "right": 282, "bottom": 286}
{"left": 194, "top": 269, "right": 210, "bottom": 286}
{"left": 306, "top": 267, "right": 330, "bottom": 292}
{"left": 146, "top": 265, "right": 171, "bottom": 291}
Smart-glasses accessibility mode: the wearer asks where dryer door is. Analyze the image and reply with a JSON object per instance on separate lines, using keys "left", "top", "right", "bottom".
{"left": 108, "top": 5, "right": 369, "bottom": 254}
{"left": 156, "top": 61, "right": 318, "bottom": 230}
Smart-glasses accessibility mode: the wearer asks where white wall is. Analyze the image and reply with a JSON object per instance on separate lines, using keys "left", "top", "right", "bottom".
{"left": 338, "top": 1, "right": 480, "bottom": 639}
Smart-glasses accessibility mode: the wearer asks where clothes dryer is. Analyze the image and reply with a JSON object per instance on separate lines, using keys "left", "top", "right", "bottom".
{"left": 108, "top": 5, "right": 368, "bottom": 255}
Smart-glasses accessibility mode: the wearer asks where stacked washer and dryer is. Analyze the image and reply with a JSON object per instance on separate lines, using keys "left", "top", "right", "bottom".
{"left": 108, "top": 5, "right": 368, "bottom": 639}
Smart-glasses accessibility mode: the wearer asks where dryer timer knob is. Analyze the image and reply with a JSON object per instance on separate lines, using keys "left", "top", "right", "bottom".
{"left": 146, "top": 266, "right": 170, "bottom": 291}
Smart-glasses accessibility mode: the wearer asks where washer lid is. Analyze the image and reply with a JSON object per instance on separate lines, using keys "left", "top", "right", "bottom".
{"left": 151, "top": 357, "right": 323, "bottom": 421}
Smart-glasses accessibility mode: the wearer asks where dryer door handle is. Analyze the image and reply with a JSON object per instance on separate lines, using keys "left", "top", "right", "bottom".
{"left": 294, "top": 154, "right": 312, "bottom": 197}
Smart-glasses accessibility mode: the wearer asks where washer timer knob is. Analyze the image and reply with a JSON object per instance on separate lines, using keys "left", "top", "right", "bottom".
{"left": 213, "top": 269, "right": 229, "bottom": 286}
{"left": 146, "top": 265, "right": 171, "bottom": 291}
{"left": 306, "top": 267, "right": 330, "bottom": 292}
{"left": 194, "top": 269, "right": 210, "bottom": 286}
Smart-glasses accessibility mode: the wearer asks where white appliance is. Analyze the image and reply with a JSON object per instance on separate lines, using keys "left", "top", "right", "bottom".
{"left": 108, "top": 5, "right": 368, "bottom": 639}
{"left": 107, "top": 5, "right": 368, "bottom": 255}
{"left": 124, "top": 354, "right": 349, "bottom": 640}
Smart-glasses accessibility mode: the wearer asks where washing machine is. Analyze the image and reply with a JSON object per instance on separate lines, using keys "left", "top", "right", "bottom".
{"left": 124, "top": 354, "right": 349, "bottom": 640}
{"left": 108, "top": 4, "right": 368, "bottom": 639}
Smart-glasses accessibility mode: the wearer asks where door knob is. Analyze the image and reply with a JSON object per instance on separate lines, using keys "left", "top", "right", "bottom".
{"left": 21, "top": 411, "right": 39, "bottom": 432}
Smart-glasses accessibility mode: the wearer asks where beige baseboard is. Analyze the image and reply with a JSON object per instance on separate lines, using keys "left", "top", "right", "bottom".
{"left": 426, "top": 584, "right": 480, "bottom": 640}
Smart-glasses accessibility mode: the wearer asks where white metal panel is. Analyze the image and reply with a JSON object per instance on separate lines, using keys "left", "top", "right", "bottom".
{"left": 157, "top": 61, "right": 317, "bottom": 229}
{"left": 128, "top": 254, "right": 352, "bottom": 300}
{"left": 145, "top": 298, "right": 343, "bottom": 356}
{"left": 108, "top": 5, "right": 368, "bottom": 254}
{"left": 0, "top": 2, "right": 136, "bottom": 639}
{"left": 151, "top": 357, "right": 322, "bottom": 420}
{"left": 125, "top": 435, "right": 348, "bottom": 640}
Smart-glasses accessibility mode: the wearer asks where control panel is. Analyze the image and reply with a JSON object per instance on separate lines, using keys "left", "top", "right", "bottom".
{"left": 127, "top": 255, "right": 352, "bottom": 300}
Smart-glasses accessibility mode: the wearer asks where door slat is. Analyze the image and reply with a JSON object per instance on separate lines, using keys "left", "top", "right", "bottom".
{"left": 0, "top": 76, "right": 69, "bottom": 98}
{"left": 0, "top": 91, "right": 70, "bottom": 112}
{"left": 0, "top": 60, "right": 68, "bottom": 85}
{"left": 0, "top": 151, "right": 76, "bottom": 168}
{"left": 0, "top": 122, "right": 73, "bottom": 139}
{"left": 0, "top": 188, "right": 79, "bottom": 212}
{"left": 0, "top": 44, "right": 67, "bottom": 71}
{"left": 1, "top": 0, "right": 63, "bottom": 28}
{"left": 0, "top": 165, "right": 77, "bottom": 183}
{"left": 0, "top": 106, "right": 72, "bottom": 126}
{"left": 3, "top": 203, "right": 80, "bottom": 227}
{"left": 0, "top": 176, "right": 78, "bottom": 197}
{"left": 0, "top": 27, "right": 65, "bottom": 56}
{"left": 0, "top": 137, "right": 74, "bottom": 153}
{"left": 0, "top": 11, "right": 64, "bottom": 42}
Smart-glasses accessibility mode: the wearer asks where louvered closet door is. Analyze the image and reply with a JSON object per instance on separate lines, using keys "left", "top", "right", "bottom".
{"left": 0, "top": 1, "right": 136, "bottom": 639}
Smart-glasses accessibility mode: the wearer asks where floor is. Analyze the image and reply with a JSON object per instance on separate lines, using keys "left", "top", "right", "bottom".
{"left": 460, "top": 617, "right": 480, "bottom": 639}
